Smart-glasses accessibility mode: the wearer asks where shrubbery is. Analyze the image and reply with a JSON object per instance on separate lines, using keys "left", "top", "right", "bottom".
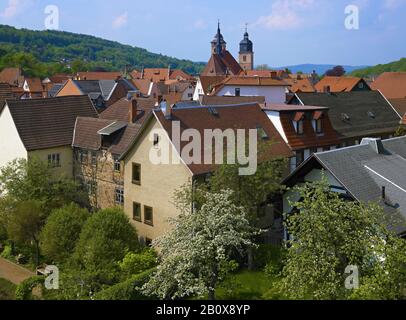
{"left": 14, "top": 276, "right": 44, "bottom": 300}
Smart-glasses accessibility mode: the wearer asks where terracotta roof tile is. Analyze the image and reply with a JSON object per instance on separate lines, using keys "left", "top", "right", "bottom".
{"left": 371, "top": 72, "right": 406, "bottom": 99}
{"left": 155, "top": 104, "right": 293, "bottom": 175}
{"left": 315, "top": 76, "right": 369, "bottom": 92}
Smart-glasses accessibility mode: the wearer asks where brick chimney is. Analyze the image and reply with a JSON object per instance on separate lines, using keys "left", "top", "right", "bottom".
{"left": 128, "top": 98, "right": 138, "bottom": 123}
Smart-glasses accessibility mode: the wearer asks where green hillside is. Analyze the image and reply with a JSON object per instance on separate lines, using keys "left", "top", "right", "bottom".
{"left": 351, "top": 58, "right": 406, "bottom": 77}
{"left": 0, "top": 24, "right": 205, "bottom": 78}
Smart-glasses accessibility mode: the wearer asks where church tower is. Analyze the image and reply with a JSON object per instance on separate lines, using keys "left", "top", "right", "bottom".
{"left": 211, "top": 21, "right": 226, "bottom": 55}
{"left": 239, "top": 26, "right": 254, "bottom": 71}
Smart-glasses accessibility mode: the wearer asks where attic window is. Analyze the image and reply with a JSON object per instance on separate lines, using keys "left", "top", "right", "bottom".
{"left": 341, "top": 113, "right": 350, "bottom": 121}
{"left": 367, "top": 111, "right": 375, "bottom": 119}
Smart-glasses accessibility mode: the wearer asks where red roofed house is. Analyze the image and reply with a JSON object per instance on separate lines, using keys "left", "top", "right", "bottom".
{"left": 315, "top": 76, "right": 370, "bottom": 93}
{"left": 371, "top": 72, "right": 406, "bottom": 99}
{"left": 119, "top": 103, "right": 293, "bottom": 243}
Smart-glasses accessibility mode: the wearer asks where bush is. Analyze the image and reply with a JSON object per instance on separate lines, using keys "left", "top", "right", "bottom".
{"left": 253, "top": 244, "right": 286, "bottom": 271}
{"left": 0, "top": 245, "right": 13, "bottom": 260}
{"left": 94, "top": 269, "right": 155, "bottom": 300}
{"left": 15, "top": 276, "right": 44, "bottom": 300}
{"left": 73, "top": 208, "right": 140, "bottom": 282}
{"left": 40, "top": 203, "right": 89, "bottom": 264}
{"left": 118, "top": 248, "right": 158, "bottom": 278}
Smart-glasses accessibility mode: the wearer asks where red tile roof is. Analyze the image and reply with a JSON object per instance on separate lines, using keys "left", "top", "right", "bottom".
{"left": 154, "top": 104, "right": 293, "bottom": 175}
{"left": 201, "top": 51, "right": 243, "bottom": 77}
{"left": 315, "top": 76, "right": 369, "bottom": 92}
{"left": 76, "top": 72, "right": 122, "bottom": 81}
{"left": 0, "top": 68, "right": 24, "bottom": 87}
{"left": 371, "top": 72, "right": 406, "bottom": 99}
{"left": 389, "top": 98, "right": 406, "bottom": 124}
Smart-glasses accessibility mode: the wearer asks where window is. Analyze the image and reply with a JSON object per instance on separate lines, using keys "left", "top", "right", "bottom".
{"left": 86, "top": 180, "right": 97, "bottom": 195}
{"left": 153, "top": 134, "right": 160, "bottom": 148}
{"left": 114, "top": 156, "right": 121, "bottom": 172}
{"left": 115, "top": 188, "right": 124, "bottom": 205}
{"left": 235, "top": 88, "right": 241, "bottom": 97}
{"left": 315, "top": 119, "right": 323, "bottom": 134}
{"left": 91, "top": 151, "right": 97, "bottom": 166}
{"left": 133, "top": 202, "right": 141, "bottom": 222}
{"left": 243, "top": 55, "right": 247, "bottom": 62}
{"left": 358, "top": 82, "right": 364, "bottom": 89}
{"left": 295, "top": 120, "right": 304, "bottom": 135}
{"left": 296, "top": 151, "right": 304, "bottom": 166}
{"left": 48, "top": 153, "right": 60, "bottom": 168}
{"left": 144, "top": 206, "right": 153, "bottom": 226}
{"left": 132, "top": 163, "right": 141, "bottom": 185}
{"left": 79, "top": 150, "right": 88, "bottom": 164}
{"left": 188, "top": 93, "right": 193, "bottom": 98}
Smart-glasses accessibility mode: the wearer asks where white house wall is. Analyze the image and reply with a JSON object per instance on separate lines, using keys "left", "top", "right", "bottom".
{"left": 216, "top": 85, "right": 287, "bottom": 104}
{"left": 283, "top": 168, "right": 345, "bottom": 213}
{"left": 0, "top": 104, "right": 27, "bottom": 168}
{"left": 265, "top": 111, "right": 288, "bottom": 143}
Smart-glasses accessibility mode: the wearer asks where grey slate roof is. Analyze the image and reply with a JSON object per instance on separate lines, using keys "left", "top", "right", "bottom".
{"left": 293, "top": 91, "right": 401, "bottom": 139}
{"left": 285, "top": 136, "right": 406, "bottom": 235}
{"left": 74, "top": 80, "right": 117, "bottom": 100}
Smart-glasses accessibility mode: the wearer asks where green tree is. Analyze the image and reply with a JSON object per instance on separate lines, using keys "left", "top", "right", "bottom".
{"left": 73, "top": 208, "right": 140, "bottom": 282}
{"left": 118, "top": 248, "right": 158, "bottom": 278}
{"left": 282, "top": 179, "right": 406, "bottom": 300}
{"left": 40, "top": 203, "right": 90, "bottom": 264}
{"left": 7, "top": 200, "right": 43, "bottom": 266}
{"left": 394, "top": 125, "right": 406, "bottom": 137}
{"left": 143, "top": 189, "right": 256, "bottom": 300}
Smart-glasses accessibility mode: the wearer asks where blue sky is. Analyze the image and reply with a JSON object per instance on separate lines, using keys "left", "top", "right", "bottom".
{"left": 0, "top": 0, "right": 405, "bottom": 67}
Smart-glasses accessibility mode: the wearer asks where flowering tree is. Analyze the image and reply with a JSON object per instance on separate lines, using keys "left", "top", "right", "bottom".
{"left": 142, "top": 189, "right": 256, "bottom": 300}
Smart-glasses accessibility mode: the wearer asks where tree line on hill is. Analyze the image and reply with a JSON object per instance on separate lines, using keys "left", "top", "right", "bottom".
{"left": 0, "top": 24, "right": 205, "bottom": 78}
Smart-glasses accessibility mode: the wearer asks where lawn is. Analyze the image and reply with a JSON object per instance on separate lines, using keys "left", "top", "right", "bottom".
{"left": 216, "top": 270, "right": 287, "bottom": 300}
{"left": 0, "top": 278, "right": 16, "bottom": 300}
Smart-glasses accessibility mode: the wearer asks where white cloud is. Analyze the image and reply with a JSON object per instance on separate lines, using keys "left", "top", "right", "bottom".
{"left": 112, "top": 12, "right": 128, "bottom": 29}
{"left": 254, "top": 0, "right": 315, "bottom": 30}
{"left": 0, "top": 0, "right": 23, "bottom": 18}
{"left": 194, "top": 19, "right": 208, "bottom": 30}
{"left": 383, "top": 0, "right": 405, "bottom": 9}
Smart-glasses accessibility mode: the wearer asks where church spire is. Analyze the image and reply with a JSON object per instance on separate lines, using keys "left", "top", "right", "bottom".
{"left": 211, "top": 20, "right": 226, "bottom": 55}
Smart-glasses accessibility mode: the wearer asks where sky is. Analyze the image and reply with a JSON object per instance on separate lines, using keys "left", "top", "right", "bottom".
{"left": 0, "top": 0, "right": 405, "bottom": 67}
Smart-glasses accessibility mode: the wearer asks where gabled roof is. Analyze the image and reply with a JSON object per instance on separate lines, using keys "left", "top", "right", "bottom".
{"left": 25, "top": 78, "right": 43, "bottom": 93}
{"left": 73, "top": 117, "right": 141, "bottom": 156}
{"left": 284, "top": 136, "right": 406, "bottom": 235}
{"left": 0, "top": 68, "right": 24, "bottom": 86}
{"left": 371, "top": 72, "right": 406, "bottom": 99}
{"left": 389, "top": 98, "right": 406, "bottom": 123}
{"left": 294, "top": 91, "right": 401, "bottom": 139}
{"left": 76, "top": 72, "right": 122, "bottom": 81}
{"left": 100, "top": 96, "right": 156, "bottom": 123}
{"left": 3, "top": 96, "right": 98, "bottom": 151}
{"left": 199, "top": 76, "right": 227, "bottom": 94}
{"left": 315, "top": 76, "right": 369, "bottom": 92}
{"left": 284, "top": 77, "right": 316, "bottom": 93}
{"left": 0, "top": 83, "right": 14, "bottom": 108}
{"left": 130, "top": 79, "right": 152, "bottom": 95}
{"left": 201, "top": 51, "right": 243, "bottom": 77}
{"left": 154, "top": 104, "right": 293, "bottom": 175}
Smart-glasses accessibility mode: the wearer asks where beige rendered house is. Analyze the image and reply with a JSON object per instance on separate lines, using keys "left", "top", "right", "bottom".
{"left": 0, "top": 96, "right": 98, "bottom": 178}
{"left": 120, "top": 103, "right": 293, "bottom": 245}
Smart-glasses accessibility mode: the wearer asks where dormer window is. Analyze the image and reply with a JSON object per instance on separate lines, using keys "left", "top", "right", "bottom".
{"left": 293, "top": 112, "right": 305, "bottom": 135}
{"left": 312, "top": 111, "right": 324, "bottom": 134}
{"left": 235, "top": 88, "right": 241, "bottom": 96}
{"left": 296, "top": 120, "right": 304, "bottom": 135}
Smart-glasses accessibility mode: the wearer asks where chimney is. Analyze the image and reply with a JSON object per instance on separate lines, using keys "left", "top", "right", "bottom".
{"left": 161, "top": 100, "right": 172, "bottom": 120}
{"left": 382, "top": 186, "right": 386, "bottom": 201}
{"left": 360, "top": 138, "right": 385, "bottom": 154}
{"left": 128, "top": 98, "right": 138, "bottom": 123}
{"left": 168, "top": 65, "right": 171, "bottom": 80}
{"left": 270, "top": 71, "right": 277, "bottom": 79}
